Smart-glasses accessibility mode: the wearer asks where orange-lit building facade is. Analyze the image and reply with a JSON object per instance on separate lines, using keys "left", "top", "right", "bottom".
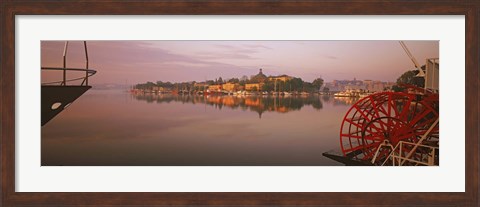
{"left": 268, "top": 75, "right": 292, "bottom": 82}
{"left": 208, "top": 84, "right": 222, "bottom": 91}
{"left": 245, "top": 83, "right": 264, "bottom": 91}
{"left": 222, "top": 83, "right": 239, "bottom": 92}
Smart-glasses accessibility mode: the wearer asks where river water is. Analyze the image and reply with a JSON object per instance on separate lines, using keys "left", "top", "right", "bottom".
{"left": 41, "top": 89, "right": 357, "bottom": 166}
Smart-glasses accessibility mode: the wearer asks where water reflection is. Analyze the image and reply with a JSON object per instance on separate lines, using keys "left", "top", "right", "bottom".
{"left": 329, "top": 96, "right": 360, "bottom": 106}
{"left": 42, "top": 90, "right": 359, "bottom": 166}
{"left": 135, "top": 94, "right": 332, "bottom": 117}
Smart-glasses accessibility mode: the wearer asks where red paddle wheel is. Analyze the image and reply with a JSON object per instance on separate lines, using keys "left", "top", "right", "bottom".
{"left": 340, "top": 85, "right": 439, "bottom": 165}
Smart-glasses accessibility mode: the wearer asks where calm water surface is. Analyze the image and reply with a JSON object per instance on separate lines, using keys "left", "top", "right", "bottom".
{"left": 41, "top": 90, "right": 357, "bottom": 166}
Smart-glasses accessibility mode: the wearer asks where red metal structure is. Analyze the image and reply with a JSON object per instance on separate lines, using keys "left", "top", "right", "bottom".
{"left": 339, "top": 85, "right": 439, "bottom": 165}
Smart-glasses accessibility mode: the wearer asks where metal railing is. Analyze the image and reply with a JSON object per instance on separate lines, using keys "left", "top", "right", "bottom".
{"left": 372, "top": 118, "right": 439, "bottom": 166}
{"left": 41, "top": 41, "right": 96, "bottom": 86}
{"left": 41, "top": 67, "right": 96, "bottom": 86}
{"left": 382, "top": 140, "right": 438, "bottom": 166}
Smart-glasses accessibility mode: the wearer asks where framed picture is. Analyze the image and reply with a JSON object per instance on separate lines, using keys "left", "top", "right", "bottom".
{"left": 1, "top": 0, "right": 478, "bottom": 206}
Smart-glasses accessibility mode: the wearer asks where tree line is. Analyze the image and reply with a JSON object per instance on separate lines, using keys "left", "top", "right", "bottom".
{"left": 135, "top": 76, "right": 324, "bottom": 92}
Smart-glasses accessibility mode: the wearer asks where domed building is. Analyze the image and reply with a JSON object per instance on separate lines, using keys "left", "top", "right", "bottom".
{"left": 245, "top": 69, "right": 267, "bottom": 91}
{"left": 250, "top": 69, "right": 268, "bottom": 83}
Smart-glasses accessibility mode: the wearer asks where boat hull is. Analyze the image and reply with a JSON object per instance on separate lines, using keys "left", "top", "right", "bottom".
{"left": 41, "top": 85, "right": 91, "bottom": 126}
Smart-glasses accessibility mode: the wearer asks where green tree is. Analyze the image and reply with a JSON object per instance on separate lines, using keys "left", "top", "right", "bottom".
{"left": 303, "top": 82, "right": 314, "bottom": 92}
{"left": 284, "top": 80, "right": 292, "bottom": 92}
{"left": 239, "top": 75, "right": 248, "bottom": 86}
{"left": 206, "top": 80, "right": 215, "bottom": 85}
{"left": 240, "top": 75, "right": 248, "bottom": 81}
{"left": 312, "top": 78, "right": 324, "bottom": 91}
{"left": 228, "top": 78, "right": 240, "bottom": 83}
{"left": 393, "top": 69, "right": 425, "bottom": 91}
{"left": 262, "top": 80, "right": 274, "bottom": 91}
{"left": 145, "top": 81, "right": 156, "bottom": 89}
{"left": 290, "top": 78, "right": 304, "bottom": 92}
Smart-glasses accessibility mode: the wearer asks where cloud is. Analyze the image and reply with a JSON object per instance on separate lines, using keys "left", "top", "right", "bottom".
{"left": 242, "top": 44, "right": 272, "bottom": 50}
{"left": 190, "top": 44, "right": 261, "bottom": 60}
{"left": 196, "top": 51, "right": 256, "bottom": 60}
{"left": 324, "top": 55, "right": 338, "bottom": 60}
{"left": 86, "top": 41, "right": 260, "bottom": 71}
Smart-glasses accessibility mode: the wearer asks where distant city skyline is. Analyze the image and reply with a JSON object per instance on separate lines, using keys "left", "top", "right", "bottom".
{"left": 41, "top": 41, "right": 439, "bottom": 84}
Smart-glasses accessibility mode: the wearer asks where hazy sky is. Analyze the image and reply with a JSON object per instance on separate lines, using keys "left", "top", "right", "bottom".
{"left": 41, "top": 41, "right": 438, "bottom": 84}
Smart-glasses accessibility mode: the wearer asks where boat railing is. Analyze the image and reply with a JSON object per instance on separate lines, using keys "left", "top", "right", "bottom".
{"left": 41, "top": 41, "right": 96, "bottom": 86}
{"left": 381, "top": 140, "right": 438, "bottom": 166}
{"left": 41, "top": 67, "right": 96, "bottom": 86}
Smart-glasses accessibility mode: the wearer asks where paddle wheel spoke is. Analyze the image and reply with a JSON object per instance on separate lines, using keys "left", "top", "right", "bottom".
{"left": 340, "top": 87, "right": 439, "bottom": 165}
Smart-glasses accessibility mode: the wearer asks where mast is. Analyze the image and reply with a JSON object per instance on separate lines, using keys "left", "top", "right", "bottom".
{"left": 399, "top": 41, "right": 425, "bottom": 77}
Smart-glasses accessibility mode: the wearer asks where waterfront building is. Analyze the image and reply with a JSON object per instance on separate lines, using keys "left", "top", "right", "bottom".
{"left": 326, "top": 78, "right": 395, "bottom": 92}
{"left": 208, "top": 84, "right": 222, "bottom": 91}
{"left": 194, "top": 82, "right": 208, "bottom": 88}
{"left": 244, "top": 68, "right": 268, "bottom": 91}
{"left": 268, "top": 74, "right": 292, "bottom": 82}
{"left": 250, "top": 68, "right": 268, "bottom": 83}
{"left": 372, "top": 81, "right": 383, "bottom": 92}
{"left": 245, "top": 83, "right": 264, "bottom": 91}
{"left": 222, "top": 82, "right": 239, "bottom": 92}
{"left": 383, "top": 82, "right": 396, "bottom": 91}
{"left": 151, "top": 86, "right": 169, "bottom": 93}
{"left": 363, "top": 80, "right": 373, "bottom": 91}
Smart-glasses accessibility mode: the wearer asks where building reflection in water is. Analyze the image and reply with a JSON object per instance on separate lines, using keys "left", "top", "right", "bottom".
{"left": 330, "top": 96, "right": 360, "bottom": 106}
{"left": 133, "top": 94, "right": 330, "bottom": 118}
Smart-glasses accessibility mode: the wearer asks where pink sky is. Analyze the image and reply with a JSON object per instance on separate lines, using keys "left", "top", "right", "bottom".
{"left": 41, "top": 41, "right": 438, "bottom": 84}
